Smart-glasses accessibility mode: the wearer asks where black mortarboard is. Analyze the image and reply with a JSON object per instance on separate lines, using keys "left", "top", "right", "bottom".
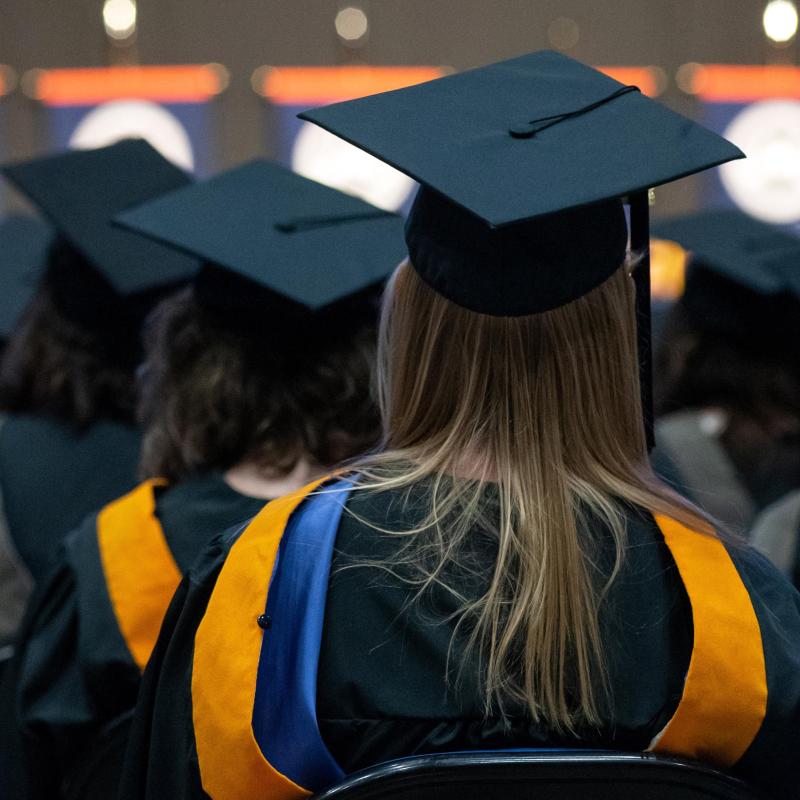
{"left": 653, "top": 209, "right": 800, "bottom": 347}
{"left": 299, "top": 49, "right": 743, "bottom": 316}
{"left": 2, "top": 140, "right": 199, "bottom": 303}
{"left": 653, "top": 209, "right": 800, "bottom": 296}
{"left": 0, "top": 215, "right": 52, "bottom": 340}
{"left": 113, "top": 160, "right": 405, "bottom": 333}
{"left": 299, "top": 49, "right": 743, "bottom": 447}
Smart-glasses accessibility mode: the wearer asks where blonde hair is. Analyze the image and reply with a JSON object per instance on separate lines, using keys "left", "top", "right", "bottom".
{"left": 351, "top": 259, "right": 714, "bottom": 734}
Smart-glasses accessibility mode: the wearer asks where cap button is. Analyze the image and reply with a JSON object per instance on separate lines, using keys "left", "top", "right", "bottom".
{"left": 257, "top": 614, "right": 272, "bottom": 630}
{"left": 508, "top": 123, "right": 537, "bottom": 139}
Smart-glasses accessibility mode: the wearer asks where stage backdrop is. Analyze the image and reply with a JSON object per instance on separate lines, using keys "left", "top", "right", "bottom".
{"left": 24, "top": 64, "right": 227, "bottom": 177}
{"left": 692, "top": 64, "right": 800, "bottom": 230}
{"left": 256, "top": 65, "right": 444, "bottom": 213}
{"left": 255, "top": 64, "right": 663, "bottom": 214}
{"left": 0, "top": 68, "right": 14, "bottom": 212}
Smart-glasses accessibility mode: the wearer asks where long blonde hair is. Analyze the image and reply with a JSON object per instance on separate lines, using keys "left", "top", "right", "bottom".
{"left": 352, "top": 259, "right": 713, "bottom": 734}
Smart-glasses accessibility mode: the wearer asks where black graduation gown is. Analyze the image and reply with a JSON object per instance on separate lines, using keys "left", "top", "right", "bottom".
{"left": 0, "top": 413, "right": 142, "bottom": 581}
{"left": 751, "top": 489, "right": 800, "bottom": 588}
{"left": 118, "top": 480, "right": 800, "bottom": 800}
{"left": 2, "top": 473, "right": 266, "bottom": 800}
{"left": 652, "top": 410, "right": 800, "bottom": 536}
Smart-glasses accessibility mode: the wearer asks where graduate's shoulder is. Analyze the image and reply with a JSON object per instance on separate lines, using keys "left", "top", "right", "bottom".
{"left": 0, "top": 413, "right": 137, "bottom": 451}
{"left": 184, "top": 520, "right": 251, "bottom": 587}
{"left": 729, "top": 540, "right": 800, "bottom": 608}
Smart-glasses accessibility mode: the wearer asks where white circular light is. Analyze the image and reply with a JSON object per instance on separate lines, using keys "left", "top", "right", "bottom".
{"left": 103, "top": 0, "right": 137, "bottom": 39}
{"left": 763, "top": 0, "right": 798, "bottom": 43}
{"left": 547, "top": 17, "right": 580, "bottom": 51}
{"left": 103, "top": 0, "right": 137, "bottom": 40}
{"left": 719, "top": 100, "right": 800, "bottom": 224}
{"left": 69, "top": 100, "right": 195, "bottom": 172}
{"left": 335, "top": 6, "right": 369, "bottom": 43}
{"left": 292, "top": 121, "right": 414, "bottom": 212}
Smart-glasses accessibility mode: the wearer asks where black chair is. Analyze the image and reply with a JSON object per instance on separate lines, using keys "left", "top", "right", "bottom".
{"left": 312, "top": 751, "right": 769, "bottom": 800}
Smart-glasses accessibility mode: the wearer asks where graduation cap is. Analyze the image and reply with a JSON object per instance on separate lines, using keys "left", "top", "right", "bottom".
{"left": 1, "top": 139, "right": 199, "bottom": 329}
{"left": 113, "top": 159, "right": 406, "bottom": 336}
{"left": 653, "top": 209, "right": 800, "bottom": 296}
{"left": 299, "top": 49, "right": 744, "bottom": 445}
{"left": 0, "top": 215, "right": 52, "bottom": 340}
{"left": 653, "top": 209, "right": 800, "bottom": 347}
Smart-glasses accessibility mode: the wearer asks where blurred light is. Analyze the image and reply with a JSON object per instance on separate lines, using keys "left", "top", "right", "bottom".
{"left": 720, "top": 100, "right": 800, "bottom": 223}
{"left": 547, "top": 17, "right": 580, "bottom": 51}
{"left": 675, "top": 62, "right": 706, "bottom": 94}
{"left": 206, "top": 63, "right": 230, "bottom": 94}
{"left": 650, "top": 239, "right": 687, "bottom": 301}
{"left": 103, "top": 0, "right": 137, "bottom": 41}
{"left": 0, "top": 64, "right": 18, "bottom": 95}
{"left": 649, "top": 66, "right": 669, "bottom": 96}
{"left": 335, "top": 6, "right": 369, "bottom": 45}
{"left": 292, "top": 121, "right": 413, "bottom": 211}
{"left": 698, "top": 410, "right": 727, "bottom": 436}
{"left": 69, "top": 100, "right": 194, "bottom": 172}
{"left": 763, "top": 0, "right": 798, "bottom": 43}
{"left": 251, "top": 65, "right": 272, "bottom": 97}
{"left": 20, "top": 69, "right": 44, "bottom": 99}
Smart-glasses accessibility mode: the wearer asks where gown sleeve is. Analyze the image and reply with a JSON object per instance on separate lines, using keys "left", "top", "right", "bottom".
{"left": 0, "top": 499, "right": 34, "bottom": 658}
{"left": 750, "top": 489, "right": 800, "bottom": 578}
{"left": 118, "top": 531, "right": 238, "bottom": 800}
{"left": 728, "top": 544, "right": 800, "bottom": 799}
{"left": 1, "top": 514, "right": 141, "bottom": 799}
{"left": 1, "top": 546, "right": 84, "bottom": 798}
{"left": 0, "top": 413, "right": 34, "bottom": 657}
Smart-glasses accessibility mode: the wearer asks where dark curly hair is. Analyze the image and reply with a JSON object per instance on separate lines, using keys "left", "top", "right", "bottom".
{"left": 0, "top": 272, "right": 137, "bottom": 428}
{"left": 137, "top": 287, "right": 381, "bottom": 482}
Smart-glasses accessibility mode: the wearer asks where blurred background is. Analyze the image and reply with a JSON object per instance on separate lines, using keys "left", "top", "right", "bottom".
{"left": 1, "top": 0, "right": 800, "bottom": 227}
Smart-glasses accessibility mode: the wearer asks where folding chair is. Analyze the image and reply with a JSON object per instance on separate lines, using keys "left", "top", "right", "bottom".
{"left": 312, "top": 750, "right": 768, "bottom": 800}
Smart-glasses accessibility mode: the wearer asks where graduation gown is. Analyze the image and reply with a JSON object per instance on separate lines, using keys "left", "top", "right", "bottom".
{"left": 119, "top": 475, "right": 800, "bottom": 800}
{"left": 3, "top": 473, "right": 266, "bottom": 800}
{"left": 0, "top": 413, "right": 142, "bottom": 652}
{"left": 652, "top": 409, "right": 800, "bottom": 537}
{"left": 751, "top": 489, "right": 800, "bottom": 588}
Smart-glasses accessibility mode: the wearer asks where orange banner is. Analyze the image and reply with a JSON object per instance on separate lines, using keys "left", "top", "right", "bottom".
{"left": 690, "top": 64, "right": 800, "bottom": 102}
{"left": 599, "top": 66, "right": 662, "bottom": 97}
{"left": 257, "top": 65, "right": 446, "bottom": 105}
{"left": 29, "top": 64, "right": 228, "bottom": 106}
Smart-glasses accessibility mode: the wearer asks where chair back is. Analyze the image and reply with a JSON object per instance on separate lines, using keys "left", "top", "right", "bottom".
{"left": 312, "top": 750, "right": 768, "bottom": 800}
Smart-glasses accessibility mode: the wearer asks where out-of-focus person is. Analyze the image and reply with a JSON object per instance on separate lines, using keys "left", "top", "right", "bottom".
{"left": 3, "top": 161, "right": 403, "bottom": 799}
{"left": 0, "top": 215, "right": 51, "bottom": 357}
{"left": 751, "top": 488, "right": 800, "bottom": 583}
{"left": 0, "top": 215, "right": 51, "bottom": 658}
{"left": 0, "top": 140, "right": 198, "bottom": 653}
{"left": 651, "top": 209, "right": 800, "bottom": 536}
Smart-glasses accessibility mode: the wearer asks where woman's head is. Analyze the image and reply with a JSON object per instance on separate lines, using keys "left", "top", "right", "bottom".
{"left": 0, "top": 244, "right": 138, "bottom": 428}
{"left": 379, "top": 259, "right": 645, "bottom": 477}
{"left": 137, "top": 287, "right": 381, "bottom": 483}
